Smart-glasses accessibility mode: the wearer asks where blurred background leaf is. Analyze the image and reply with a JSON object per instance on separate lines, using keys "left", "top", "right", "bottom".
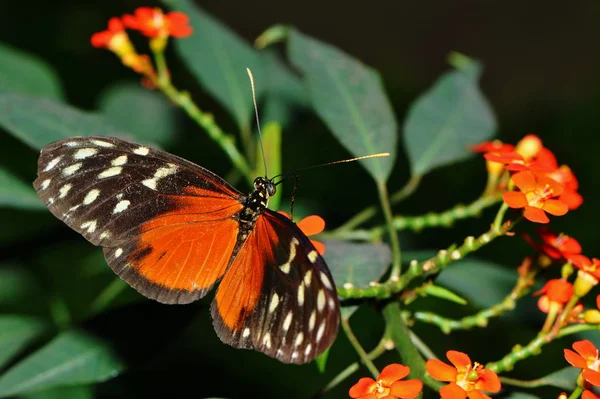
{"left": 0, "top": 315, "right": 48, "bottom": 369}
{"left": 0, "top": 167, "right": 44, "bottom": 210}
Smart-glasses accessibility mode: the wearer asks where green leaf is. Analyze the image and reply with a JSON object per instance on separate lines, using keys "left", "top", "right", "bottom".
{"left": 536, "top": 367, "right": 579, "bottom": 390}
{"left": 97, "top": 83, "right": 180, "bottom": 146}
{"left": 258, "top": 122, "right": 282, "bottom": 210}
{"left": 323, "top": 240, "right": 390, "bottom": 318}
{"left": 287, "top": 29, "right": 397, "bottom": 183}
{"left": 423, "top": 284, "right": 467, "bottom": 305}
{"left": 0, "top": 166, "right": 44, "bottom": 210}
{"left": 403, "top": 56, "right": 496, "bottom": 177}
{"left": 314, "top": 348, "right": 330, "bottom": 374}
{"left": 260, "top": 50, "right": 308, "bottom": 127}
{"left": 0, "top": 330, "right": 124, "bottom": 397}
{"left": 0, "top": 94, "right": 129, "bottom": 151}
{"left": 0, "top": 43, "right": 63, "bottom": 100}
{"left": 0, "top": 315, "right": 48, "bottom": 369}
{"left": 163, "top": 0, "right": 263, "bottom": 130}
{"left": 21, "top": 385, "right": 94, "bottom": 399}
{"left": 0, "top": 266, "right": 41, "bottom": 307}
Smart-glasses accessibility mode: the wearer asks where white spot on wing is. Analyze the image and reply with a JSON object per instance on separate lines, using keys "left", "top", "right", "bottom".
{"left": 297, "top": 282, "right": 305, "bottom": 306}
{"left": 64, "top": 141, "right": 78, "bottom": 147}
{"left": 62, "top": 163, "right": 82, "bottom": 176}
{"left": 99, "top": 231, "right": 111, "bottom": 239}
{"left": 320, "top": 271, "right": 334, "bottom": 290}
{"left": 317, "top": 289, "right": 326, "bottom": 312}
{"left": 83, "top": 189, "right": 100, "bottom": 205}
{"left": 40, "top": 179, "right": 51, "bottom": 190}
{"left": 142, "top": 163, "right": 177, "bottom": 190}
{"left": 44, "top": 156, "right": 62, "bottom": 172}
{"left": 279, "top": 238, "right": 299, "bottom": 274}
{"left": 283, "top": 311, "right": 293, "bottom": 331}
{"left": 295, "top": 332, "right": 304, "bottom": 347}
{"left": 308, "top": 310, "right": 316, "bottom": 331}
{"left": 98, "top": 166, "right": 122, "bottom": 179}
{"left": 113, "top": 200, "right": 131, "bottom": 214}
{"left": 74, "top": 148, "right": 97, "bottom": 160}
{"left": 80, "top": 220, "right": 97, "bottom": 233}
{"left": 115, "top": 248, "right": 123, "bottom": 258}
{"left": 304, "top": 344, "right": 312, "bottom": 357}
{"left": 111, "top": 155, "right": 128, "bottom": 166}
{"left": 243, "top": 328, "right": 250, "bottom": 338}
{"left": 307, "top": 250, "right": 319, "bottom": 263}
{"left": 58, "top": 183, "right": 72, "bottom": 198}
{"left": 316, "top": 321, "right": 326, "bottom": 342}
{"left": 142, "top": 179, "right": 157, "bottom": 190}
{"left": 328, "top": 297, "right": 336, "bottom": 310}
{"left": 303, "top": 270, "right": 312, "bottom": 287}
{"left": 91, "top": 139, "right": 114, "bottom": 147}
{"left": 269, "top": 293, "right": 279, "bottom": 313}
{"left": 262, "top": 333, "right": 272, "bottom": 349}
{"left": 134, "top": 146, "right": 150, "bottom": 155}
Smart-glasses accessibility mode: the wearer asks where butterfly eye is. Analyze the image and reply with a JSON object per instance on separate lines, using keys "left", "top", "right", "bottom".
{"left": 266, "top": 182, "right": 276, "bottom": 197}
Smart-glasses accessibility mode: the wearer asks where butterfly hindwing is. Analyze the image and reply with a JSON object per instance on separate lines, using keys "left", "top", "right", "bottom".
{"left": 211, "top": 210, "right": 340, "bottom": 364}
{"left": 34, "top": 136, "right": 244, "bottom": 304}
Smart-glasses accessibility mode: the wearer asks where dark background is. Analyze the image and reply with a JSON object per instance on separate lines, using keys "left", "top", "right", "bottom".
{"left": 0, "top": 1, "right": 599, "bottom": 398}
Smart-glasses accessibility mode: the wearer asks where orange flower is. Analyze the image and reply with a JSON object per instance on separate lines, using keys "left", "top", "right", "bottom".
{"left": 426, "top": 351, "right": 501, "bottom": 399}
{"left": 349, "top": 364, "right": 423, "bottom": 399}
{"left": 583, "top": 390, "right": 600, "bottom": 399}
{"left": 471, "top": 140, "right": 515, "bottom": 154}
{"left": 534, "top": 279, "right": 574, "bottom": 313}
{"left": 91, "top": 17, "right": 135, "bottom": 58}
{"left": 570, "top": 256, "right": 600, "bottom": 297}
{"left": 548, "top": 164, "right": 583, "bottom": 210}
{"left": 515, "top": 134, "right": 543, "bottom": 160}
{"left": 123, "top": 7, "right": 192, "bottom": 38}
{"left": 523, "top": 227, "right": 582, "bottom": 261}
{"left": 278, "top": 212, "right": 326, "bottom": 255}
{"left": 502, "top": 171, "right": 568, "bottom": 223}
{"left": 564, "top": 340, "right": 600, "bottom": 387}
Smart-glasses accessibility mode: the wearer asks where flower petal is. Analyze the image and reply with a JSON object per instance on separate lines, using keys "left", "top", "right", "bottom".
{"left": 583, "top": 389, "right": 600, "bottom": 399}
{"left": 478, "top": 369, "right": 501, "bottom": 393}
{"left": 426, "top": 359, "right": 457, "bottom": 382}
{"left": 311, "top": 240, "right": 326, "bottom": 256}
{"left": 440, "top": 383, "right": 467, "bottom": 399}
{"left": 446, "top": 351, "right": 472, "bottom": 372}
{"left": 467, "top": 390, "right": 493, "bottom": 399}
{"left": 511, "top": 171, "right": 537, "bottom": 192}
{"left": 564, "top": 349, "right": 588, "bottom": 368}
{"left": 349, "top": 378, "right": 377, "bottom": 398}
{"left": 583, "top": 369, "right": 600, "bottom": 387}
{"left": 523, "top": 207, "right": 550, "bottom": 224}
{"left": 573, "top": 340, "right": 598, "bottom": 359}
{"left": 390, "top": 379, "right": 423, "bottom": 399}
{"left": 297, "top": 215, "right": 326, "bottom": 236}
{"left": 503, "top": 191, "right": 528, "bottom": 208}
{"left": 379, "top": 364, "right": 410, "bottom": 385}
{"left": 543, "top": 199, "right": 569, "bottom": 216}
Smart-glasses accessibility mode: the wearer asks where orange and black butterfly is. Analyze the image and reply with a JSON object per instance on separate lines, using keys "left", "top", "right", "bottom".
{"left": 33, "top": 136, "right": 339, "bottom": 364}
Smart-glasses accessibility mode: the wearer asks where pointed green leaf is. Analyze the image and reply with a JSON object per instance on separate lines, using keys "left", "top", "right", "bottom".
{"left": 21, "top": 385, "right": 94, "bottom": 399}
{"left": 404, "top": 56, "right": 496, "bottom": 177}
{"left": 0, "top": 94, "right": 129, "bottom": 150}
{"left": 536, "top": 367, "right": 579, "bottom": 390}
{"left": 423, "top": 284, "right": 467, "bottom": 305}
{"left": 0, "top": 316, "right": 48, "bottom": 369}
{"left": 258, "top": 122, "right": 282, "bottom": 210}
{"left": 314, "top": 348, "right": 330, "bottom": 374}
{"left": 287, "top": 29, "right": 397, "bottom": 183}
{"left": 97, "top": 83, "right": 180, "bottom": 146}
{"left": 0, "top": 43, "right": 63, "bottom": 100}
{"left": 162, "top": 0, "right": 263, "bottom": 130}
{"left": 323, "top": 240, "right": 391, "bottom": 318}
{"left": 0, "top": 166, "right": 44, "bottom": 210}
{"left": 0, "top": 330, "right": 124, "bottom": 397}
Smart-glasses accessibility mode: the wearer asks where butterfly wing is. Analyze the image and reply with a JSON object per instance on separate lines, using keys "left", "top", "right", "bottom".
{"left": 211, "top": 209, "right": 340, "bottom": 364}
{"left": 34, "top": 136, "right": 244, "bottom": 304}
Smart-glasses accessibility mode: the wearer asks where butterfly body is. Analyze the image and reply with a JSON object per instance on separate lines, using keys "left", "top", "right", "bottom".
{"left": 34, "top": 136, "right": 339, "bottom": 364}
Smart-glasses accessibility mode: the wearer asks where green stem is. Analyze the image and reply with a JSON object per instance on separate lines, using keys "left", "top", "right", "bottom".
{"left": 569, "top": 387, "right": 584, "bottom": 399}
{"left": 88, "top": 278, "right": 128, "bottom": 317}
{"left": 336, "top": 220, "right": 514, "bottom": 299}
{"left": 378, "top": 182, "right": 402, "bottom": 279}
{"left": 151, "top": 50, "right": 253, "bottom": 184}
{"left": 492, "top": 202, "right": 509, "bottom": 232}
{"left": 341, "top": 317, "right": 379, "bottom": 378}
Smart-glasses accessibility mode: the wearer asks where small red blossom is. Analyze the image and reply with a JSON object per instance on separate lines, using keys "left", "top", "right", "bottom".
{"left": 426, "top": 351, "right": 501, "bottom": 399}
{"left": 535, "top": 279, "right": 574, "bottom": 313}
{"left": 564, "top": 340, "right": 600, "bottom": 387}
{"left": 515, "top": 134, "right": 543, "bottom": 160}
{"left": 91, "top": 17, "right": 135, "bottom": 57}
{"left": 502, "top": 171, "right": 568, "bottom": 223}
{"left": 583, "top": 390, "right": 600, "bottom": 399}
{"left": 523, "top": 227, "right": 582, "bottom": 261}
{"left": 471, "top": 140, "right": 515, "bottom": 154}
{"left": 278, "top": 212, "right": 326, "bottom": 255}
{"left": 123, "top": 7, "right": 192, "bottom": 38}
{"left": 570, "top": 256, "right": 600, "bottom": 297}
{"left": 547, "top": 164, "right": 583, "bottom": 210}
{"left": 349, "top": 364, "right": 423, "bottom": 399}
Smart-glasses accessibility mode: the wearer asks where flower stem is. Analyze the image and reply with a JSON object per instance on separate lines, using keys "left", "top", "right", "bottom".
{"left": 378, "top": 182, "right": 402, "bottom": 279}
{"left": 150, "top": 49, "right": 253, "bottom": 183}
{"left": 341, "top": 317, "right": 380, "bottom": 378}
{"left": 492, "top": 201, "right": 509, "bottom": 232}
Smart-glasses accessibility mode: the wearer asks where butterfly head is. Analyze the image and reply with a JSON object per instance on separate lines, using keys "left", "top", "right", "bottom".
{"left": 253, "top": 177, "right": 276, "bottom": 198}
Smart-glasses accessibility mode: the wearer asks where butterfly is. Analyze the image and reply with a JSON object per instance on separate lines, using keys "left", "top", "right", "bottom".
{"left": 33, "top": 136, "right": 340, "bottom": 364}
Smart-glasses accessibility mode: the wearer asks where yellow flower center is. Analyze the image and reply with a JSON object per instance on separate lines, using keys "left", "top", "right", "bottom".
{"left": 525, "top": 183, "right": 555, "bottom": 208}
{"left": 375, "top": 380, "right": 390, "bottom": 398}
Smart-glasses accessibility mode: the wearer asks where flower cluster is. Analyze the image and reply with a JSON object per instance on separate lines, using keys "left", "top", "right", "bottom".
{"left": 565, "top": 340, "right": 600, "bottom": 399}
{"left": 91, "top": 7, "right": 192, "bottom": 80}
{"left": 474, "top": 134, "right": 582, "bottom": 224}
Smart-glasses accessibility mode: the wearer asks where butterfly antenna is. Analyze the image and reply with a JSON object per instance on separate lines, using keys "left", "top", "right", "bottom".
{"left": 271, "top": 153, "right": 390, "bottom": 185}
{"left": 247, "top": 68, "right": 268, "bottom": 178}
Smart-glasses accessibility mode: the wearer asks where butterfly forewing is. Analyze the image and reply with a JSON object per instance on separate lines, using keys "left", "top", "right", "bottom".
{"left": 212, "top": 210, "right": 340, "bottom": 364}
{"left": 34, "top": 136, "right": 244, "bottom": 304}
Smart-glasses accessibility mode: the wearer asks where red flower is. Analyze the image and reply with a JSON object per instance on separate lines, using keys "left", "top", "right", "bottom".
{"left": 535, "top": 279, "right": 574, "bottom": 313}
{"left": 91, "top": 17, "right": 134, "bottom": 57}
{"left": 502, "top": 171, "right": 568, "bottom": 223}
{"left": 564, "top": 340, "right": 600, "bottom": 387}
{"left": 570, "top": 256, "right": 600, "bottom": 297}
{"left": 278, "top": 212, "right": 326, "bottom": 255}
{"left": 583, "top": 390, "right": 600, "bottom": 399}
{"left": 426, "top": 351, "right": 501, "bottom": 399}
{"left": 515, "top": 134, "right": 543, "bottom": 161}
{"left": 547, "top": 164, "right": 583, "bottom": 210}
{"left": 123, "top": 7, "right": 192, "bottom": 38}
{"left": 471, "top": 141, "right": 515, "bottom": 154}
{"left": 524, "top": 227, "right": 582, "bottom": 261}
{"left": 349, "top": 364, "right": 423, "bottom": 399}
